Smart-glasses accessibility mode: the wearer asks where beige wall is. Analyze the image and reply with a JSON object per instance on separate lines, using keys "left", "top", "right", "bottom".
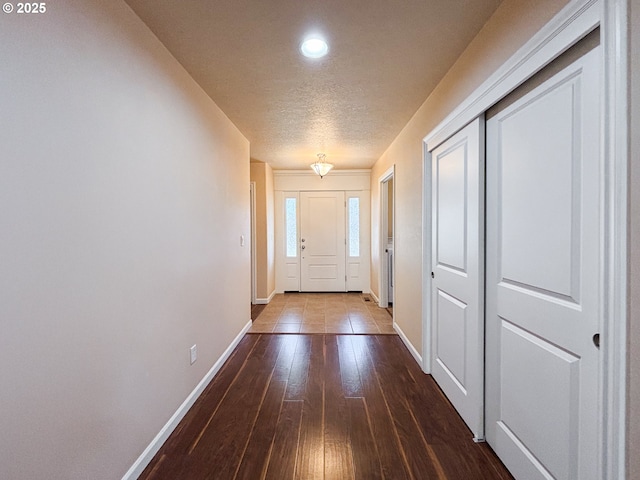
{"left": 250, "top": 161, "right": 275, "bottom": 300}
{"left": 628, "top": 0, "right": 639, "bottom": 476}
{"left": 370, "top": 0, "right": 571, "bottom": 352}
{"left": 0, "top": 1, "right": 250, "bottom": 479}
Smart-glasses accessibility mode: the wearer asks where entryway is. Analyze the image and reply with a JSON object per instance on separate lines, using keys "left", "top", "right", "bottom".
{"left": 274, "top": 169, "right": 371, "bottom": 294}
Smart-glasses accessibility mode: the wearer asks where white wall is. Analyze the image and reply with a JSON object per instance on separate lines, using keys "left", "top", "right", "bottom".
{"left": 0, "top": 1, "right": 250, "bottom": 479}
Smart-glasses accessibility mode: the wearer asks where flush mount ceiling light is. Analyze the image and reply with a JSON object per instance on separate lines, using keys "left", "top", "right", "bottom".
{"left": 300, "top": 37, "right": 329, "bottom": 59}
{"left": 310, "top": 153, "right": 333, "bottom": 178}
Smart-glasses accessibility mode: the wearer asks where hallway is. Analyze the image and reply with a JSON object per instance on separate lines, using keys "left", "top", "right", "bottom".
{"left": 139, "top": 333, "right": 512, "bottom": 479}
{"left": 2, "top": 2, "right": 633, "bottom": 479}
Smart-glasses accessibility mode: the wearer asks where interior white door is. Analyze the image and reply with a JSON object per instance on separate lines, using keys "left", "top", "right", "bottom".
{"left": 300, "top": 191, "right": 346, "bottom": 292}
{"left": 430, "top": 117, "right": 484, "bottom": 440}
{"left": 485, "top": 47, "right": 601, "bottom": 480}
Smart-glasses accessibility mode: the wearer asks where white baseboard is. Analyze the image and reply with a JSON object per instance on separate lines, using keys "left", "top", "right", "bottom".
{"left": 122, "top": 319, "right": 252, "bottom": 480}
{"left": 369, "top": 290, "right": 380, "bottom": 304}
{"left": 255, "top": 290, "right": 276, "bottom": 305}
{"left": 394, "top": 321, "right": 423, "bottom": 367}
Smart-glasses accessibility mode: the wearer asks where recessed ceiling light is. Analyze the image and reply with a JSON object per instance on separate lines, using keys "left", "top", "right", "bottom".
{"left": 300, "top": 37, "right": 329, "bottom": 59}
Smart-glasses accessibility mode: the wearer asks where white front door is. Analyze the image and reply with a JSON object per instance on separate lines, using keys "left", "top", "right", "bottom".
{"left": 430, "top": 117, "right": 485, "bottom": 440}
{"left": 485, "top": 46, "right": 601, "bottom": 479}
{"left": 300, "top": 191, "right": 346, "bottom": 292}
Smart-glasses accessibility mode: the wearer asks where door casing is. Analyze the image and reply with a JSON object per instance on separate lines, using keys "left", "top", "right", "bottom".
{"left": 250, "top": 182, "right": 257, "bottom": 304}
{"left": 378, "top": 165, "right": 395, "bottom": 309}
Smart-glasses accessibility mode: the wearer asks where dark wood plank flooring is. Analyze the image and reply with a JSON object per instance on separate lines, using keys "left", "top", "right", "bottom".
{"left": 140, "top": 334, "right": 513, "bottom": 480}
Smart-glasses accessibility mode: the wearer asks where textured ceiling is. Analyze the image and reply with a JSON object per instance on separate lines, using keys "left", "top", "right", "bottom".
{"left": 125, "top": 0, "right": 502, "bottom": 169}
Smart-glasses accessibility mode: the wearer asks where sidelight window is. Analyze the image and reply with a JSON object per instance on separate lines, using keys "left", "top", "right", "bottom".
{"left": 348, "top": 197, "right": 360, "bottom": 257}
{"left": 285, "top": 197, "right": 297, "bottom": 258}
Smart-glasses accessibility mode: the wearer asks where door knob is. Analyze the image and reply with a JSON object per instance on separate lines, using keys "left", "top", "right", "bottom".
{"left": 301, "top": 245, "right": 305, "bottom": 250}
{"left": 301, "top": 238, "right": 305, "bottom": 242}
{"left": 592, "top": 333, "right": 600, "bottom": 349}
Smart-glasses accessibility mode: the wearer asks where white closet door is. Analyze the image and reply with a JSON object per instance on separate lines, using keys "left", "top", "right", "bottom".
{"left": 300, "top": 191, "right": 346, "bottom": 292}
{"left": 485, "top": 47, "right": 601, "bottom": 480}
{"left": 430, "top": 117, "right": 485, "bottom": 440}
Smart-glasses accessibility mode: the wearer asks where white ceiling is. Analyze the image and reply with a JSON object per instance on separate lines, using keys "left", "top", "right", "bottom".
{"left": 125, "top": 0, "right": 502, "bottom": 170}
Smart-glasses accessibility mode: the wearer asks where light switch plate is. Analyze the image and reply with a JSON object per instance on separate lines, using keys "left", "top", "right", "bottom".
{"left": 190, "top": 344, "right": 197, "bottom": 365}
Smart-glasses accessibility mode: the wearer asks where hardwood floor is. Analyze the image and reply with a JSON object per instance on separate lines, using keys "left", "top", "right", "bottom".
{"left": 249, "top": 292, "right": 395, "bottom": 334}
{"left": 140, "top": 334, "right": 513, "bottom": 480}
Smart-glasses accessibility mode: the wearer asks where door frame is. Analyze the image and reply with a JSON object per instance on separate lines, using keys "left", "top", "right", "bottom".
{"left": 421, "top": 0, "right": 628, "bottom": 477}
{"left": 422, "top": 141, "right": 433, "bottom": 374}
{"left": 250, "top": 181, "right": 257, "bottom": 305}
{"left": 378, "top": 165, "right": 395, "bottom": 309}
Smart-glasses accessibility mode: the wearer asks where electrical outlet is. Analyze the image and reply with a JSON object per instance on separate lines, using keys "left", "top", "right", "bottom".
{"left": 190, "top": 344, "right": 197, "bottom": 365}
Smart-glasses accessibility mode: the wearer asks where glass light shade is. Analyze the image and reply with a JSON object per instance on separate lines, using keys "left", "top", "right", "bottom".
{"left": 310, "top": 153, "right": 333, "bottom": 178}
